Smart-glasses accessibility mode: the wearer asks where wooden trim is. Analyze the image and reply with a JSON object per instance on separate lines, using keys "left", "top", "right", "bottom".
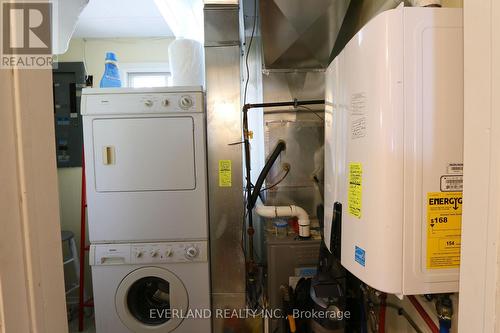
{"left": 0, "top": 68, "right": 68, "bottom": 332}
{"left": 459, "top": 0, "right": 500, "bottom": 332}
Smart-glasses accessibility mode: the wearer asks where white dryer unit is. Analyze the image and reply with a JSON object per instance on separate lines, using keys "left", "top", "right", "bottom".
{"left": 81, "top": 87, "right": 208, "bottom": 243}
{"left": 90, "top": 241, "right": 211, "bottom": 333}
{"left": 324, "top": 6, "right": 463, "bottom": 295}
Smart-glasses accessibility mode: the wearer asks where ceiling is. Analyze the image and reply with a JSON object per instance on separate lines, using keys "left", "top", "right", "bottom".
{"left": 73, "top": 0, "right": 175, "bottom": 38}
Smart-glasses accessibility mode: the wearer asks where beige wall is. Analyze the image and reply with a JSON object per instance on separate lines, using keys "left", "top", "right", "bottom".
{"left": 58, "top": 37, "right": 174, "bottom": 84}
{"left": 56, "top": 37, "right": 174, "bottom": 298}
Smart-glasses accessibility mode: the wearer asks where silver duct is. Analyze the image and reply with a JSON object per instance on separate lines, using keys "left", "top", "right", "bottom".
{"left": 259, "top": 0, "right": 407, "bottom": 69}
{"left": 259, "top": 0, "right": 351, "bottom": 69}
{"left": 331, "top": 0, "right": 404, "bottom": 59}
{"left": 204, "top": 3, "right": 249, "bottom": 332}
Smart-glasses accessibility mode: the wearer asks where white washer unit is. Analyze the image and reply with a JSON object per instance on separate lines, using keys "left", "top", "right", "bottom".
{"left": 90, "top": 241, "right": 211, "bottom": 333}
{"left": 81, "top": 87, "right": 208, "bottom": 243}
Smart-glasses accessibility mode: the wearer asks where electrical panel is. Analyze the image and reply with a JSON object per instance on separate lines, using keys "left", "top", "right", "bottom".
{"left": 324, "top": 6, "right": 463, "bottom": 295}
{"left": 53, "top": 62, "right": 86, "bottom": 167}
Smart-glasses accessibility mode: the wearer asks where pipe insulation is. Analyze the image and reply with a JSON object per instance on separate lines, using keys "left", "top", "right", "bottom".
{"left": 255, "top": 202, "right": 311, "bottom": 238}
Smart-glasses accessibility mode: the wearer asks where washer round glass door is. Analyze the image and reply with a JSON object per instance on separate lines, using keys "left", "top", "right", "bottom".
{"left": 115, "top": 267, "right": 188, "bottom": 332}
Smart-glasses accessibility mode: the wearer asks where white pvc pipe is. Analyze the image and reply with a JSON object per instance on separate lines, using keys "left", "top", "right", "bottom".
{"left": 255, "top": 202, "right": 311, "bottom": 238}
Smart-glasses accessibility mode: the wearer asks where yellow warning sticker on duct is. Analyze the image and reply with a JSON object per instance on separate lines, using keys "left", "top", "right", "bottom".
{"left": 348, "top": 162, "right": 362, "bottom": 218}
{"left": 219, "top": 160, "right": 232, "bottom": 187}
{"left": 427, "top": 192, "right": 462, "bottom": 269}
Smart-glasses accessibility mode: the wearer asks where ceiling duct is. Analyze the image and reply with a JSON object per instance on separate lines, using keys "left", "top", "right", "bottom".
{"left": 259, "top": 0, "right": 406, "bottom": 69}
{"left": 259, "top": 0, "right": 351, "bottom": 69}
{"left": 330, "top": 0, "right": 404, "bottom": 59}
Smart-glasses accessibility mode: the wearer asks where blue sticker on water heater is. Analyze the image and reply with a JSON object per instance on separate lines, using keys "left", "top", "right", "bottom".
{"left": 355, "top": 246, "right": 366, "bottom": 267}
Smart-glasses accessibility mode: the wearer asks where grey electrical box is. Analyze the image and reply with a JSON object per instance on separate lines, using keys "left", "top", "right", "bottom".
{"left": 266, "top": 233, "right": 321, "bottom": 333}
{"left": 53, "top": 62, "right": 86, "bottom": 167}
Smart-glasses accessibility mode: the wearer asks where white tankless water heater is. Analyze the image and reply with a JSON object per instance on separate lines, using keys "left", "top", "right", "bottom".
{"left": 324, "top": 6, "right": 463, "bottom": 295}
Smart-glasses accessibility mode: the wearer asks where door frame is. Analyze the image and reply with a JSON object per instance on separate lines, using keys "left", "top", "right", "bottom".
{"left": 458, "top": 0, "right": 500, "bottom": 332}
{"left": 0, "top": 68, "right": 68, "bottom": 332}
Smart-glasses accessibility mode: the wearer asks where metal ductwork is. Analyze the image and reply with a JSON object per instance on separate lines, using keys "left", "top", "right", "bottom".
{"left": 259, "top": 0, "right": 351, "bottom": 69}
{"left": 259, "top": 0, "right": 406, "bottom": 69}
{"left": 330, "top": 0, "right": 404, "bottom": 59}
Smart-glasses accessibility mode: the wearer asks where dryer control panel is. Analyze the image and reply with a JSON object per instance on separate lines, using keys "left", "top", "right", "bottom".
{"left": 81, "top": 87, "right": 203, "bottom": 115}
{"left": 90, "top": 241, "right": 208, "bottom": 266}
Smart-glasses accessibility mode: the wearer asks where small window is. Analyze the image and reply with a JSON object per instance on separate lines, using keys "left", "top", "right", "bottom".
{"left": 127, "top": 72, "right": 171, "bottom": 88}
{"left": 119, "top": 62, "right": 171, "bottom": 88}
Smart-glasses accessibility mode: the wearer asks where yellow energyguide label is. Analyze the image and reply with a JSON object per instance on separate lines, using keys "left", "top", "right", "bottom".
{"left": 348, "top": 162, "right": 362, "bottom": 218}
{"left": 218, "top": 160, "right": 232, "bottom": 187}
{"left": 426, "top": 192, "right": 462, "bottom": 269}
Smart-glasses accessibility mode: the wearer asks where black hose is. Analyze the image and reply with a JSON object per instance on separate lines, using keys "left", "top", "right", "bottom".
{"left": 248, "top": 140, "right": 286, "bottom": 209}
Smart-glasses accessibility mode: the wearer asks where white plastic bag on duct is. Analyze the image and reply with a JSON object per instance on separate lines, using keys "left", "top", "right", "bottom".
{"left": 168, "top": 38, "right": 204, "bottom": 87}
{"left": 53, "top": 0, "right": 89, "bottom": 55}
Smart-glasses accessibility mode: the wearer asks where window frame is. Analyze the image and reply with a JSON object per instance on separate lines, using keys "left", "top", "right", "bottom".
{"left": 119, "top": 62, "right": 171, "bottom": 88}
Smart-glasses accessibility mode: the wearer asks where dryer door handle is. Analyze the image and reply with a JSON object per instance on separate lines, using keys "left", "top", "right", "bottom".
{"left": 102, "top": 146, "right": 115, "bottom": 165}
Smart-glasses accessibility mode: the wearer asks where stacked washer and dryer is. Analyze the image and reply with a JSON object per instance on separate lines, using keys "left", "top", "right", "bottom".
{"left": 81, "top": 87, "right": 211, "bottom": 333}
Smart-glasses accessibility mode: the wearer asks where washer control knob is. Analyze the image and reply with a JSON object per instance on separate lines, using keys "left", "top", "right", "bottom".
{"left": 179, "top": 96, "right": 193, "bottom": 109}
{"left": 144, "top": 99, "right": 153, "bottom": 107}
{"left": 185, "top": 246, "right": 199, "bottom": 259}
{"left": 150, "top": 249, "right": 158, "bottom": 257}
{"left": 134, "top": 250, "right": 143, "bottom": 258}
{"left": 162, "top": 99, "right": 170, "bottom": 107}
{"left": 165, "top": 248, "right": 173, "bottom": 257}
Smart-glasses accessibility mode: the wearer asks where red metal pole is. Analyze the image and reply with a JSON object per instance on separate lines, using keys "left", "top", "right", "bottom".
{"left": 407, "top": 295, "right": 439, "bottom": 333}
{"left": 78, "top": 148, "right": 86, "bottom": 332}
{"left": 378, "top": 293, "right": 387, "bottom": 333}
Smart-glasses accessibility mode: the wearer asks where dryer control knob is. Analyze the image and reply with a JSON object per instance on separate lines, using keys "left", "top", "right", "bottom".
{"left": 165, "top": 248, "right": 173, "bottom": 257}
{"left": 162, "top": 99, "right": 170, "bottom": 107}
{"left": 185, "top": 246, "right": 199, "bottom": 259}
{"left": 144, "top": 99, "right": 153, "bottom": 107}
{"left": 179, "top": 96, "right": 193, "bottom": 109}
{"left": 150, "top": 250, "right": 158, "bottom": 257}
{"left": 134, "top": 250, "right": 143, "bottom": 258}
